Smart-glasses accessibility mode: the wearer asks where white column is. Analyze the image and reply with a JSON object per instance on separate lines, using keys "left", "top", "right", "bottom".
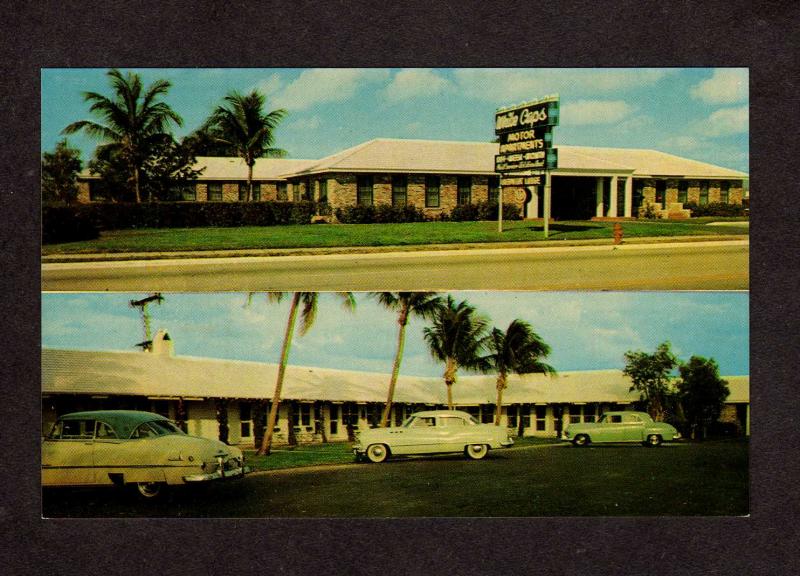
{"left": 526, "top": 186, "right": 539, "bottom": 219}
{"left": 624, "top": 176, "right": 633, "bottom": 217}
{"left": 595, "top": 177, "right": 605, "bottom": 218}
{"left": 543, "top": 174, "right": 552, "bottom": 237}
{"left": 609, "top": 175, "right": 619, "bottom": 217}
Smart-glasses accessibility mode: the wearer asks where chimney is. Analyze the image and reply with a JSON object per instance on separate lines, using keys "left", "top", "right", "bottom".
{"left": 150, "top": 329, "right": 175, "bottom": 357}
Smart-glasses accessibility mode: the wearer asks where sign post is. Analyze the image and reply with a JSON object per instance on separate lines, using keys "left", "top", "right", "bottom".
{"left": 494, "top": 95, "right": 559, "bottom": 238}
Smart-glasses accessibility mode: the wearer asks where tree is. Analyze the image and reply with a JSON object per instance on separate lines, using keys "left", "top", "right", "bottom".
{"left": 41, "top": 139, "right": 82, "bottom": 205}
{"left": 371, "top": 292, "right": 441, "bottom": 427}
{"left": 140, "top": 135, "right": 203, "bottom": 201}
{"left": 677, "top": 356, "right": 729, "bottom": 439}
{"left": 256, "top": 292, "right": 355, "bottom": 456}
{"left": 481, "top": 320, "right": 556, "bottom": 426}
{"left": 63, "top": 68, "right": 182, "bottom": 203}
{"left": 200, "top": 90, "right": 287, "bottom": 201}
{"left": 423, "top": 295, "right": 489, "bottom": 409}
{"left": 622, "top": 341, "right": 678, "bottom": 422}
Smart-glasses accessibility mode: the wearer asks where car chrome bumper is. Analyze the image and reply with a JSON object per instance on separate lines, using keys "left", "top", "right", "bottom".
{"left": 183, "top": 465, "right": 250, "bottom": 483}
{"left": 500, "top": 438, "right": 514, "bottom": 447}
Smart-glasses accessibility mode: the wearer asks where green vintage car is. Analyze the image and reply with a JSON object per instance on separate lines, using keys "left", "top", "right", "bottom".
{"left": 563, "top": 411, "right": 680, "bottom": 447}
{"left": 42, "top": 410, "right": 249, "bottom": 498}
{"left": 352, "top": 410, "right": 514, "bottom": 463}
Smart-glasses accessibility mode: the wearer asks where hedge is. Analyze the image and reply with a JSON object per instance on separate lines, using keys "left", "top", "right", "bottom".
{"left": 449, "top": 202, "right": 522, "bottom": 222}
{"left": 42, "top": 206, "right": 100, "bottom": 244}
{"left": 335, "top": 204, "right": 429, "bottom": 224}
{"left": 43, "top": 201, "right": 319, "bottom": 237}
{"left": 684, "top": 201, "right": 748, "bottom": 217}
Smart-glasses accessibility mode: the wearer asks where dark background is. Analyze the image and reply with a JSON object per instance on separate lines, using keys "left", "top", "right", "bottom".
{"left": 3, "top": 1, "right": 798, "bottom": 574}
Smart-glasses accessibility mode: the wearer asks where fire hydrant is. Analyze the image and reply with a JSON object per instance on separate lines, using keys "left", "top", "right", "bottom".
{"left": 613, "top": 222, "right": 623, "bottom": 245}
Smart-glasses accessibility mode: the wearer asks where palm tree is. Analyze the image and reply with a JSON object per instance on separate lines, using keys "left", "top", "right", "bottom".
{"left": 423, "top": 295, "right": 489, "bottom": 409}
{"left": 201, "top": 90, "right": 287, "bottom": 201}
{"left": 62, "top": 68, "right": 182, "bottom": 203}
{"left": 481, "top": 320, "right": 556, "bottom": 426}
{"left": 257, "top": 292, "right": 355, "bottom": 456}
{"left": 371, "top": 292, "right": 441, "bottom": 427}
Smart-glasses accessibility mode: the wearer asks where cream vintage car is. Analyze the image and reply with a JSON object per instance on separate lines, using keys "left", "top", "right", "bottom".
{"left": 42, "top": 410, "right": 249, "bottom": 498}
{"left": 353, "top": 410, "right": 514, "bottom": 463}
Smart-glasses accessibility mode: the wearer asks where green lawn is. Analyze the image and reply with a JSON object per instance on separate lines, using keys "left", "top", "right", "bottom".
{"left": 242, "top": 436, "right": 558, "bottom": 472}
{"left": 42, "top": 218, "right": 749, "bottom": 254}
{"left": 42, "top": 439, "right": 749, "bottom": 517}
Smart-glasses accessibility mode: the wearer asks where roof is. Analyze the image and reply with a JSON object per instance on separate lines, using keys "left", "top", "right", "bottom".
{"left": 286, "top": 138, "right": 500, "bottom": 177}
{"left": 77, "top": 139, "right": 747, "bottom": 181}
{"left": 56, "top": 410, "right": 168, "bottom": 439}
{"left": 42, "top": 348, "right": 749, "bottom": 405}
{"left": 192, "top": 156, "right": 317, "bottom": 181}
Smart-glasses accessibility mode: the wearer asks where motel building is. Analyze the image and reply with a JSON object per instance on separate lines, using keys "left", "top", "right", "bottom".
{"left": 76, "top": 138, "right": 748, "bottom": 220}
{"left": 42, "top": 331, "right": 750, "bottom": 448}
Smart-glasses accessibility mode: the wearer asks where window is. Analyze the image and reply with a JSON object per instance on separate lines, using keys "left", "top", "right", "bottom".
{"left": 95, "top": 421, "right": 117, "bottom": 439}
{"left": 699, "top": 181, "right": 709, "bottom": 205}
{"left": 425, "top": 175, "right": 440, "bottom": 207}
{"left": 488, "top": 176, "right": 500, "bottom": 204}
{"left": 392, "top": 175, "right": 407, "bottom": 207}
{"left": 318, "top": 179, "right": 328, "bottom": 204}
{"left": 481, "top": 405, "right": 493, "bottom": 424}
{"left": 292, "top": 182, "right": 300, "bottom": 202}
{"left": 357, "top": 175, "right": 373, "bottom": 206}
{"left": 535, "top": 406, "right": 547, "bottom": 431}
{"left": 329, "top": 404, "right": 339, "bottom": 435}
{"left": 238, "top": 182, "right": 261, "bottom": 201}
{"left": 394, "top": 405, "right": 405, "bottom": 427}
{"left": 238, "top": 182, "right": 247, "bottom": 201}
{"left": 655, "top": 180, "right": 666, "bottom": 209}
{"left": 208, "top": 182, "right": 223, "bottom": 201}
{"left": 439, "top": 416, "right": 466, "bottom": 427}
{"left": 507, "top": 406, "right": 518, "bottom": 428}
{"left": 678, "top": 181, "right": 688, "bottom": 204}
{"left": 50, "top": 419, "right": 96, "bottom": 439}
{"left": 300, "top": 404, "right": 311, "bottom": 427}
{"left": 240, "top": 402, "right": 252, "bottom": 438}
{"left": 720, "top": 181, "right": 729, "bottom": 203}
{"left": 277, "top": 182, "right": 288, "bottom": 201}
{"left": 88, "top": 182, "right": 106, "bottom": 202}
{"left": 457, "top": 176, "right": 471, "bottom": 205}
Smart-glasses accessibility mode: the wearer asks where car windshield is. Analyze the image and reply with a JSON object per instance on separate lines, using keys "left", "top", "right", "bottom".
{"left": 131, "top": 419, "right": 186, "bottom": 438}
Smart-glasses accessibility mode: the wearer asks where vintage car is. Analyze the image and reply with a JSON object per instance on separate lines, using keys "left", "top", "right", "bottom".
{"left": 42, "top": 410, "right": 249, "bottom": 498}
{"left": 352, "top": 410, "right": 514, "bottom": 463}
{"left": 563, "top": 411, "right": 680, "bottom": 447}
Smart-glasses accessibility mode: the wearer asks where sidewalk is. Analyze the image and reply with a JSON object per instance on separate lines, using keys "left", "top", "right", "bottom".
{"left": 41, "top": 234, "right": 749, "bottom": 264}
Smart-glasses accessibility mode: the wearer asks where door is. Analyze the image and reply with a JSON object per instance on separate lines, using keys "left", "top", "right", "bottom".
{"left": 42, "top": 418, "right": 97, "bottom": 486}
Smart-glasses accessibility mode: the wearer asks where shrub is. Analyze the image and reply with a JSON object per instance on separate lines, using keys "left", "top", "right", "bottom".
{"left": 639, "top": 203, "right": 660, "bottom": 220}
{"left": 42, "top": 206, "right": 100, "bottom": 244}
{"left": 335, "top": 205, "right": 376, "bottom": 224}
{"left": 450, "top": 201, "right": 521, "bottom": 222}
{"left": 684, "top": 201, "right": 747, "bottom": 217}
{"left": 373, "top": 204, "right": 428, "bottom": 223}
{"left": 46, "top": 201, "right": 324, "bottom": 231}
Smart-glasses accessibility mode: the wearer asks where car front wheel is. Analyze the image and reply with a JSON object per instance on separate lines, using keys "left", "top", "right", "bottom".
{"left": 136, "top": 482, "right": 166, "bottom": 499}
{"left": 366, "top": 444, "right": 389, "bottom": 463}
{"left": 465, "top": 444, "right": 488, "bottom": 460}
{"left": 645, "top": 434, "right": 662, "bottom": 447}
{"left": 572, "top": 434, "right": 590, "bottom": 447}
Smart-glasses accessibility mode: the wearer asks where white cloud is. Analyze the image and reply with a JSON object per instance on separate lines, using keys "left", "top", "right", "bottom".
{"left": 561, "top": 100, "right": 636, "bottom": 125}
{"left": 452, "top": 69, "right": 673, "bottom": 103}
{"left": 383, "top": 69, "right": 452, "bottom": 102}
{"left": 255, "top": 73, "right": 283, "bottom": 99}
{"left": 270, "top": 69, "right": 390, "bottom": 110}
{"left": 701, "top": 105, "right": 749, "bottom": 137}
{"left": 661, "top": 135, "right": 702, "bottom": 151}
{"left": 288, "top": 115, "right": 322, "bottom": 131}
{"left": 690, "top": 69, "right": 748, "bottom": 104}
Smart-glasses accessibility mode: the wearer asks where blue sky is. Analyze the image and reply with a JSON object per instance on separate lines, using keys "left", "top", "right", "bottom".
{"left": 41, "top": 292, "right": 749, "bottom": 377}
{"left": 41, "top": 68, "right": 749, "bottom": 173}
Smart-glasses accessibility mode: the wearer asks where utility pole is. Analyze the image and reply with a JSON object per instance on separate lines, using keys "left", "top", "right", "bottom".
{"left": 130, "top": 293, "right": 164, "bottom": 351}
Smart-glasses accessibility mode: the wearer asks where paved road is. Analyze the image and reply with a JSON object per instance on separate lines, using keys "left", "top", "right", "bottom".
{"left": 41, "top": 240, "right": 749, "bottom": 291}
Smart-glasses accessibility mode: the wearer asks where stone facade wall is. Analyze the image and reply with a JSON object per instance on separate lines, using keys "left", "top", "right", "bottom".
{"left": 77, "top": 181, "right": 91, "bottom": 203}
